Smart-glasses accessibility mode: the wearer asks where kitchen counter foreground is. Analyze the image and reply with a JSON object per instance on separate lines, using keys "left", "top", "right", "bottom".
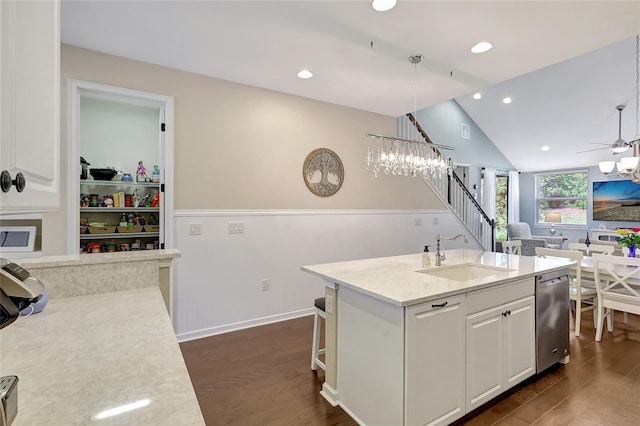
{"left": 0, "top": 287, "right": 205, "bottom": 425}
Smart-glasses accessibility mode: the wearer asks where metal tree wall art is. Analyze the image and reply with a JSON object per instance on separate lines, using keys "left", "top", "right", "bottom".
{"left": 303, "top": 148, "right": 344, "bottom": 197}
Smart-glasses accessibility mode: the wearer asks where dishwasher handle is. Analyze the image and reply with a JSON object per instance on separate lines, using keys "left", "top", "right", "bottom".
{"left": 537, "top": 275, "right": 568, "bottom": 289}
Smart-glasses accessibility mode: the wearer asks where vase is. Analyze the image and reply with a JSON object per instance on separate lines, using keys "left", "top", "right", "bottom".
{"left": 629, "top": 244, "right": 637, "bottom": 258}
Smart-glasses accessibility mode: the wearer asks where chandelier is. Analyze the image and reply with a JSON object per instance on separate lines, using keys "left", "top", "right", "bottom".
{"left": 599, "top": 35, "right": 640, "bottom": 183}
{"left": 365, "top": 54, "right": 454, "bottom": 178}
{"left": 366, "top": 132, "right": 451, "bottom": 178}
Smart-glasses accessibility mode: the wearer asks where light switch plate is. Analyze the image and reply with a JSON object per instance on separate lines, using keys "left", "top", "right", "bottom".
{"left": 228, "top": 222, "right": 245, "bottom": 234}
{"left": 189, "top": 223, "right": 202, "bottom": 235}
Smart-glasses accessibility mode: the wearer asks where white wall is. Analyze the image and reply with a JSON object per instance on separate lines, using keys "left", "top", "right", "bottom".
{"left": 80, "top": 97, "right": 160, "bottom": 175}
{"left": 173, "top": 209, "right": 479, "bottom": 342}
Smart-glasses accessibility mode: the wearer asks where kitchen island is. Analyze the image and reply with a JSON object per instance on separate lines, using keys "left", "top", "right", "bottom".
{"left": 0, "top": 249, "right": 205, "bottom": 425}
{"left": 302, "top": 249, "right": 572, "bottom": 426}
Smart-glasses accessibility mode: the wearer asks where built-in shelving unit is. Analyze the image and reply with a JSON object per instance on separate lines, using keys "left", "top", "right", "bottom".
{"left": 79, "top": 180, "right": 163, "bottom": 252}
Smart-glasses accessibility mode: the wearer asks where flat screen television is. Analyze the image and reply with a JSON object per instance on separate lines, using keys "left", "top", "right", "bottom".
{"left": 593, "top": 180, "right": 640, "bottom": 222}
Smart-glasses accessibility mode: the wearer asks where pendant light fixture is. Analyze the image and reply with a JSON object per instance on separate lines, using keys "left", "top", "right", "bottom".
{"left": 365, "top": 54, "right": 455, "bottom": 178}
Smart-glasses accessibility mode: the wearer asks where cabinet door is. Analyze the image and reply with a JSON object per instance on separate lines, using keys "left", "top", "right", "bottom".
{"left": 405, "top": 294, "right": 465, "bottom": 426}
{"left": 503, "top": 296, "right": 535, "bottom": 389}
{"left": 466, "top": 304, "right": 503, "bottom": 411}
{"left": 0, "top": 0, "right": 59, "bottom": 213}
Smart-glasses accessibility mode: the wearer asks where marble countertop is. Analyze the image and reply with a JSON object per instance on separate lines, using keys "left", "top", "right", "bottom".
{"left": 0, "top": 287, "right": 204, "bottom": 425}
{"left": 13, "top": 249, "right": 181, "bottom": 269}
{"left": 302, "top": 249, "right": 573, "bottom": 306}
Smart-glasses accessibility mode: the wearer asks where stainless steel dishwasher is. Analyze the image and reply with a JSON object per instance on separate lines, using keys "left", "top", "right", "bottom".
{"left": 536, "top": 269, "right": 570, "bottom": 373}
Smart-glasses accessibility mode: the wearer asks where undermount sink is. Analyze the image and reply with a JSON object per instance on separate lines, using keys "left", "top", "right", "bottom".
{"left": 416, "top": 263, "right": 514, "bottom": 282}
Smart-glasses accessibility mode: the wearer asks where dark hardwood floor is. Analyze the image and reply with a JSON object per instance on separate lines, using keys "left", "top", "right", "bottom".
{"left": 180, "top": 309, "right": 640, "bottom": 425}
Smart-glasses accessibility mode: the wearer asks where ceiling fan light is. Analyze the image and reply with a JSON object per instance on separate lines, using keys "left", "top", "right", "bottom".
{"left": 620, "top": 156, "right": 639, "bottom": 172}
{"left": 372, "top": 0, "right": 396, "bottom": 11}
{"left": 612, "top": 144, "right": 629, "bottom": 154}
{"left": 599, "top": 161, "right": 615, "bottom": 174}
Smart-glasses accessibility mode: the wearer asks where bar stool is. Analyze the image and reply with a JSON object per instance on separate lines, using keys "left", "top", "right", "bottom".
{"left": 311, "top": 297, "right": 326, "bottom": 372}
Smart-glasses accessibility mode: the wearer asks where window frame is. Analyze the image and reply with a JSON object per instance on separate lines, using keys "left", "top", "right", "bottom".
{"left": 534, "top": 169, "right": 588, "bottom": 228}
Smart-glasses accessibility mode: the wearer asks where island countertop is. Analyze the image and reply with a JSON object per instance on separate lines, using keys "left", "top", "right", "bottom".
{"left": 302, "top": 249, "right": 573, "bottom": 307}
{"left": 0, "top": 287, "right": 205, "bottom": 425}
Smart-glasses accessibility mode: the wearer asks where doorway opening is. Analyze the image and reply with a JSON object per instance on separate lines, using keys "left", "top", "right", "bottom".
{"left": 67, "top": 80, "right": 175, "bottom": 255}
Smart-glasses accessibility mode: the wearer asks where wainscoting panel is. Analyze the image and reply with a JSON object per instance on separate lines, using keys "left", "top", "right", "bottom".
{"left": 173, "top": 210, "right": 474, "bottom": 341}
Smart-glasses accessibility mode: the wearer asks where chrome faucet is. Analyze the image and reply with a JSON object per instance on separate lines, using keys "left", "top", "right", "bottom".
{"left": 435, "top": 234, "right": 468, "bottom": 266}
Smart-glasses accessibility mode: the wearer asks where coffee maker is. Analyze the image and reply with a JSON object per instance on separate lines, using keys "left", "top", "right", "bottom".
{"left": 0, "top": 259, "right": 45, "bottom": 426}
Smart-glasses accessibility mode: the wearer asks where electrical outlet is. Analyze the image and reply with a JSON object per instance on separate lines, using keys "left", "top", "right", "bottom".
{"left": 228, "top": 222, "right": 245, "bottom": 234}
{"left": 189, "top": 222, "right": 202, "bottom": 235}
{"left": 260, "top": 279, "right": 269, "bottom": 291}
{"left": 432, "top": 217, "right": 439, "bottom": 225}
{"left": 414, "top": 218, "right": 422, "bottom": 226}
{"left": 325, "top": 294, "right": 334, "bottom": 315}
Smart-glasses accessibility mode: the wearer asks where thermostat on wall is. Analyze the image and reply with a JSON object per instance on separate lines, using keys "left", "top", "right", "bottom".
{"left": 0, "top": 226, "right": 37, "bottom": 252}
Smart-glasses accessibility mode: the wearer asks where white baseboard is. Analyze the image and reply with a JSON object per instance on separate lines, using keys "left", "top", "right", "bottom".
{"left": 176, "top": 307, "right": 314, "bottom": 343}
{"left": 320, "top": 383, "right": 339, "bottom": 407}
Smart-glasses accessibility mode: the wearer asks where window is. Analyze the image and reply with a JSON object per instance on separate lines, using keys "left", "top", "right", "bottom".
{"left": 535, "top": 171, "right": 588, "bottom": 225}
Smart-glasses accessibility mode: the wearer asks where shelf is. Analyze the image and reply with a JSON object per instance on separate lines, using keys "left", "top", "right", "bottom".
{"left": 80, "top": 207, "right": 160, "bottom": 213}
{"left": 80, "top": 232, "right": 159, "bottom": 240}
{"left": 80, "top": 180, "right": 160, "bottom": 188}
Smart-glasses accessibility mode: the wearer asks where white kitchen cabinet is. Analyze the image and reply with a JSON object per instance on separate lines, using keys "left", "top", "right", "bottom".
{"left": 405, "top": 294, "right": 466, "bottom": 426}
{"left": 0, "top": 0, "right": 59, "bottom": 213}
{"left": 337, "top": 280, "right": 537, "bottom": 426}
{"left": 466, "top": 295, "right": 535, "bottom": 411}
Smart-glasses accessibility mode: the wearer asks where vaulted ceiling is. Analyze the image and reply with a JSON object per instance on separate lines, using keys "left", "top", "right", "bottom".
{"left": 60, "top": 1, "right": 640, "bottom": 172}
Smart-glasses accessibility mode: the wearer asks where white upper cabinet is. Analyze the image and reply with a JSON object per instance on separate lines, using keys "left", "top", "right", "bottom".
{"left": 0, "top": 0, "right": 60, "bottom": 214}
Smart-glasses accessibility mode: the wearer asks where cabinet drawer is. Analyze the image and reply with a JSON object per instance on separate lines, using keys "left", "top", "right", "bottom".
{"left": 465, "top": 278, "right": 534, "bottom": 315}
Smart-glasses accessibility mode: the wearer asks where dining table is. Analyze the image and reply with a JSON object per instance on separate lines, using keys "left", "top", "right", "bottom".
{"left": 575, "top": 255, "right": 640, "bottom": 284}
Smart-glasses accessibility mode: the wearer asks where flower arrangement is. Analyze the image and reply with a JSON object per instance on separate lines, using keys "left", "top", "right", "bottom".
{"left": 616, "top": 228, "right": 640, "bottom": 248}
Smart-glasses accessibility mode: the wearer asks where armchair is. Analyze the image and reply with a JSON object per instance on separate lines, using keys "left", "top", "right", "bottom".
{"left": 507, "top": 222, "right": 564, "bottom": 256}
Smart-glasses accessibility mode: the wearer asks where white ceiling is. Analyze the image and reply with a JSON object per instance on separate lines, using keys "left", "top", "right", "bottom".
{"left": 60, "top": 1, "right": 640, "bottom": 172}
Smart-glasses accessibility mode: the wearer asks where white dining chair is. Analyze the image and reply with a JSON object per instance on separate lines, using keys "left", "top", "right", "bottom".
{"left": 501, "top": 240, "right": 522, "bottom": 255}
{"left": 536, "top": 247, "right": 597, "bottom": 337}
{"left": 593, "top": 253, "right": 640, "bottom": 341}
{"left": 568, "top": 242, "right": 615, "bottom": 256}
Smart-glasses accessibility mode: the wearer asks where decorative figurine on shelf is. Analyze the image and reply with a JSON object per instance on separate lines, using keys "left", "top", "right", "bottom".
{"left": 136, "top": 161, "right": 149, "bottom": 182}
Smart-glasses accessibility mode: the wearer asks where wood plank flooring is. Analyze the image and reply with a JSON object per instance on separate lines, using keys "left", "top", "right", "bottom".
{"left": 180, "top": 308, "right": 640, "bottom": 425}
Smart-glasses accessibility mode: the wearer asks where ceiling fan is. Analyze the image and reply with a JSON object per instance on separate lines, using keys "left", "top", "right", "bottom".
{"left": 578, "top": 105, "right": 631, "bottom": 154}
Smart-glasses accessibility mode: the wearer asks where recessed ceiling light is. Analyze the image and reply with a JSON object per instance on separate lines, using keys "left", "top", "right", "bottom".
{"left": 541, "top": 145, "right": 550, "bottom": 152}
{"left": 502, "top": 97, "right": 512, "bottom": 104}
{"left": 473, "top": 93, "right": 482, "bottom": 100}
{"left": 297, "top": 69, "right": 313, "bottom": 79}
{"left": 372, "top": 0, "right": 396, "bottom": 11}
{"left": 471, "top": 41, "right": 493, "bottom": 54}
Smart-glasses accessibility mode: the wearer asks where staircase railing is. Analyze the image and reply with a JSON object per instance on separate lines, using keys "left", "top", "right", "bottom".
{"left": 399, "top": 113, "right": 495, "bottom": 251}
